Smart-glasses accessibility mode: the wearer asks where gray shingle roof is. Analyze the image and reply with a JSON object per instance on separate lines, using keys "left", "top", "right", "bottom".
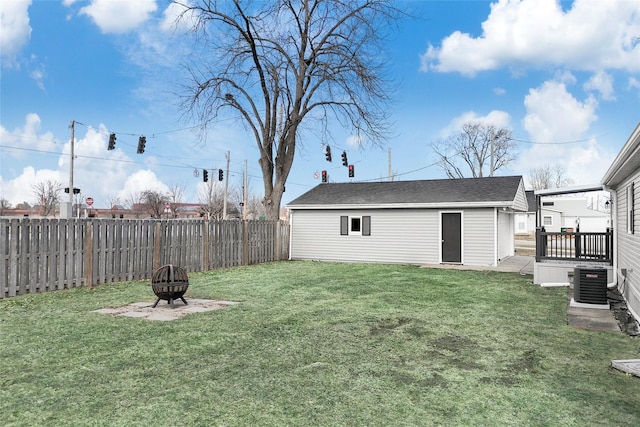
{"left": 525, "top": 190, "right": 536, "bottom": 212}
{"left": 288, "top": 176, "right": 524, "bottom": 207}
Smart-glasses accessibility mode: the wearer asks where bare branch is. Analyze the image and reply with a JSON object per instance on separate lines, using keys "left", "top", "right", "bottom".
{"left": 175, "top": 0, "right": 403, "bottom": 219}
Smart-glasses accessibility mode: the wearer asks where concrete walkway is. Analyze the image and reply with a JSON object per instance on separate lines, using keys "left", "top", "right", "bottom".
{"left": 421, "top": 255, "right": 534, "bottom": 275}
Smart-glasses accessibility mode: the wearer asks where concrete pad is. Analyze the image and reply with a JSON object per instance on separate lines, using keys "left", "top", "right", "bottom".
{"left": 569, "top": 298, "right": 610, "bottom": 310}
{"left": 118, "top": 311, "right": 149, "bottom": 318}
{"left": 92, "top": 308, "right": 124, "bottom": 315}
{"left": 567, "top": 306, "right": 620, "bottom": 333}
{"left": 129, "top": 302, "right": 154, "bottom": 308}
{"left": 92, "top": 299, "right": 239, "bottom": 321}
{"left": 145, "top": 312, "right": 179, "bottom": 321}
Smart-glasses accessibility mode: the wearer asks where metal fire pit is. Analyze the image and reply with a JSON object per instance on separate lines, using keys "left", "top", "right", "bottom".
{"left": 151, "top": 264, "right": 189, "bottom": 308}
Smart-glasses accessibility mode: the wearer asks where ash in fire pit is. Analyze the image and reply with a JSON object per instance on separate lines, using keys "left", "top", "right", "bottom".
{"left": 151, "top": 264, "right": 189, "bottom": 308}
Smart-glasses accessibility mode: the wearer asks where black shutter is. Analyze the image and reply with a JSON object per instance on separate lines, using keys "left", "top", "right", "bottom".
{"left": 340, "top": 216, "right": 348, "bottom": 235}
{"left": 362, "top": 216, "right": 371, "bottom": 236}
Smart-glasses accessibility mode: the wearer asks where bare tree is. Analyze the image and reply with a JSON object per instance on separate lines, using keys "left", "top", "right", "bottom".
{"left": 198, "top": 181, "right": 226, "bottom": 220}
{"left": 107, "top": 195, "right": 123, "bottom": 209}
{"left": 528, "top": 164, "right": 574, "bottom": 190}
{"left": 0, "top": 198, "right": 11, "bottom": 216}
{"left": 176, "top": 0, "right": 402, "bottom": 220}
{"left": 246, "top": 194, "right": 268, "bottom": 219}
{"left": 32, "top": 180, "right": 63, "bottom": 217}
{"left": 167, "top": 184, "right": 186, "bottom": 218}
{"left": 431, "top": 123, "right": 516, "bottom": 178}
{"left": 140, "top": 190, "right": 169, "bottom": 219}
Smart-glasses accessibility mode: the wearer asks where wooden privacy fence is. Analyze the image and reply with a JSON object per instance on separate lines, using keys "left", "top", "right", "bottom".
{"left": 1, "top": 218, "right": 289, "bottom": 299}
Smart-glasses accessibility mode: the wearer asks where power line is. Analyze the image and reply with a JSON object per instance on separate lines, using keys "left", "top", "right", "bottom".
{"left": 511, "top": 135, "right": 603, "bottom": 145}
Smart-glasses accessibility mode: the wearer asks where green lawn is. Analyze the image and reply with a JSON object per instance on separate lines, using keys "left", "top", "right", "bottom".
{"left": 1, "top": 261, "right": 639, "bottom": 426}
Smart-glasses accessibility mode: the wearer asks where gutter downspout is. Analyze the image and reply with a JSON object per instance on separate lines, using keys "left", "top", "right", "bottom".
{"left": 603, "top": 187, "right": 617, "bottom": 289}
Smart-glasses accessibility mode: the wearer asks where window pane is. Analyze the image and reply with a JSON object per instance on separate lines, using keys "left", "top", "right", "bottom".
{"left": 543, "top": 216, "right": 552, "bottom": 226}
{"left": 351, "top": 217, "right": 361, "bottom": 232}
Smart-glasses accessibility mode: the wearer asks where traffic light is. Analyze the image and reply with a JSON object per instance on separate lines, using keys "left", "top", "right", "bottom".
{"left": 348, "top": 164, "right": 354, "bottom": 178}
{"left": 321, "top": 170, "right": 327, "bottom": 183}
{"left": 218, "top": 169, "right": 224, "bottom": 181}
{"left": 137, "top": 136, "right": 146, "bottom": 154}
{"left": 203, "top": 169, "right": 209, "bottom": 182}
{"left": 341, "top": 151, "right": 348, "bottom": 166}
{"left": 108, "top": 133, "right": 116, "bottom": 150}
{"left": 325, "top": 145, "right": 332, "bottom": 162}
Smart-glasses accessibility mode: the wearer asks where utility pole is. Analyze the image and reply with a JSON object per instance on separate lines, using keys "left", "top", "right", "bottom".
{"left": 490, "top": 127, "right": 495, "bottom": 177}
{"left": 223, "top": 151, "right": 230, "bottom": 219}
{"left": 388, "top": 148, "right": 393, "bottom": 181}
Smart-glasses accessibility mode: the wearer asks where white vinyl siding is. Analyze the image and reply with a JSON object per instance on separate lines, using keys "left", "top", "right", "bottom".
{"left": 616, "top": 174, "right": 640, "bottom": 320}
{"left": 462, "top": 208, "right": 496, "bottom": 266}
{"left": 290, "top": 209, "right": 439, "bottom": 264}
{"left": 513, "top": 180, "right": 529, "bottom": 211}
{"left": 290, "top": 207, "right": 511, "bottom": 267}
{"left": 497, "top": 210, "right": 514, "bottom": 261}
{"left": 628, "top": 182, "right": 635, "bottom": 234}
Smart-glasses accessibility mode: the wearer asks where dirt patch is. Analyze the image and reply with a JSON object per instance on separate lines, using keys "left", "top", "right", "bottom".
{"left": 92, "top": 298, "right": 239, "bottom": 321}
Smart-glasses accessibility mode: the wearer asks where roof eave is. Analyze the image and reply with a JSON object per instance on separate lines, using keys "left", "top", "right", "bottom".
{"left": 602, "top": 122, "right": 640, "bottom": 188}
{"left": 287, "top": 201, "right": 520, "bottom": 210}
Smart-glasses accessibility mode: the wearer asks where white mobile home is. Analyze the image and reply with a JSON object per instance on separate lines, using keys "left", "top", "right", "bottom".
{"left": 602, "top": 122, "right": 640, "bottom": 322}
{"left": 287, "top": 176, "right": 528, "bottom": 266}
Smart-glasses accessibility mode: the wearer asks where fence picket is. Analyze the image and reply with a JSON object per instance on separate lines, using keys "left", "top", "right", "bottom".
{"left": 0, "top": 218, "right": 289, "bottom": 298}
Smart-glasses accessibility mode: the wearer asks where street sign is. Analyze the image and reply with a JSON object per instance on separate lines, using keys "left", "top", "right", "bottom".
{"left": 165, "top": 202, "right": 171, "bottom": 210}
{"left": 86, "top": 197, "right": 94, "bottom": 206}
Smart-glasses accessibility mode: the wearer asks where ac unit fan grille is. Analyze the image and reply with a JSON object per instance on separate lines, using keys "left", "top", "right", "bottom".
{"left": 574, "top": 267, "right": 607, "bottom": 304}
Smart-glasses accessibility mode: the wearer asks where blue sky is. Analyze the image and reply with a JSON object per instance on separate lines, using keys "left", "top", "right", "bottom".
{"left": 1, "top": 0, "right": 639, "bottom": 209}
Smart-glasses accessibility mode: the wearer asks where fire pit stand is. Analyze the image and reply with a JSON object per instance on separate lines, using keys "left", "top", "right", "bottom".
{"left": 151, "top": 264, "right": 189, "bottom": 308}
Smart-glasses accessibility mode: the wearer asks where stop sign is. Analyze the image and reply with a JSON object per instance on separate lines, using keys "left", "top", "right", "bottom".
{"left": 86, "top": 197, "right": 94, "bottom": 206}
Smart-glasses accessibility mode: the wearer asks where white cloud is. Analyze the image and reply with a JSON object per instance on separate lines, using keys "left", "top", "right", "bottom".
{"left": 160, "top": 1, "right": 196, "bottom": 33}
{"left": 493, "top": 87, "right": 506, "bottom": 96}
{"left": 629, "top": 77, "right": 640, "bottom": 93}
{"left": 515, "top": 78, "right": 613, "bottom": 187}
{"left": 346, "top": 134, "right": 364, "bottom": 148}
{"left": 79, "top": 0, "right": 157, "bottom": 34}
{"left": 522, "top": 79, "right": 598, "bottom": 143}
{"left": 584, "top": 71, "right": 615, "bottom": 101}
{"left": 1, "top": 113, "right": 58, "bottom": 160}
{"left": 0, "top": 0, "right": 32, "bottom": 68}
{"left": 0, "top": 114, "right": 170, "bottom": 207}
{"left": 439, "top": 110, "right": 511, "bottom": 138}
{"left": 29, "top": 63, "right": 46, "bottom": 90}
{"left": 118, "top": 170, "right": 169, "bottom": 202}
{"left": 421, "top": 0, "right": 640, "bottom": 76}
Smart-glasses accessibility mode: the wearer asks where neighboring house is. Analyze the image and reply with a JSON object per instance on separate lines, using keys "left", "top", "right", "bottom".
{"left": 514, "top": 190, "right": 536, "bottom": 234}
{"left": 602, "top": 122, "right": 640, "bottom": 322}
{"left": 537, "top": 196, "right": 610, "bottom": 233}
{"left": 287, "top": 176, "right": 528, "bottom": 266}
{"left": 515, "top": 191, "right": 609, "bottom": 235}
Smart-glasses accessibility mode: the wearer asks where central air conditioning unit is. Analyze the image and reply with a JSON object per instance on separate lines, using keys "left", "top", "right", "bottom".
{"left": 574, "top": 267, "right": 608, "bottom": 304}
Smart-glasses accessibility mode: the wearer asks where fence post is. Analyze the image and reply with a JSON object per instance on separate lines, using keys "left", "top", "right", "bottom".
{"left": 275, "top": 220, "right": 282, "bottom": 260}
{"left": 203, "top": 220, "right": 210, "bottom": 271}
{"left": 243, "top": 220, "right": 249, "bottom": 265}
{"left": 84, "top": 220, "right": 94, "bottom": 288}
{"left": 153, "top": 221, "right": 162, "bottom": 270}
